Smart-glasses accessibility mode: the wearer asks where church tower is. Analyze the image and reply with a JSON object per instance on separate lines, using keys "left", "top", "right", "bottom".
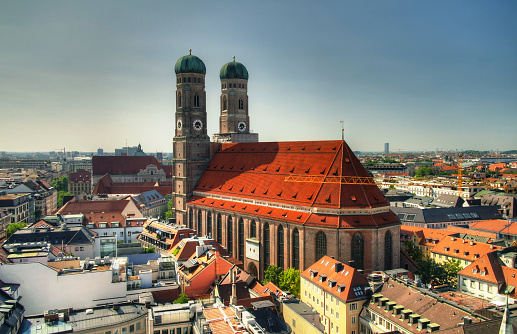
{"left": 213, "top": 57, "right": 258, "bottom": 143}
{"left": 172, "top": 50, "right": 211, "bottom": 225}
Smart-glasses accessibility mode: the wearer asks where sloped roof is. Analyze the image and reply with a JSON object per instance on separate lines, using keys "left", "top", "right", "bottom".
{"left": 301, "top": 255, "right": 369, "bottom": 302}
{"left": 57, "top": 199, "right": 132, "bottom": 215}
{"left": 458, "top": 251, "right": 505, "bottom": 285}
{"left": 431, "top": 236, "right": 502, "bottom": 261}
{"left": 92, "top": 174, "right": 172, "bottom": 196}
{"left": 69, "top": 169, "right": 91, "bottom": 183}
{"left": 193, "top": 140, "right": 389, "bottom": 210}
{"left": 92, "top": 156, "right": 167, "bottom": 176}
{"left": 470, "top": 220, "right": 517, "bottom": 234}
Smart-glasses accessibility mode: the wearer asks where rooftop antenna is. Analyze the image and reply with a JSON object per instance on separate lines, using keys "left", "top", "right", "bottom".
{"left": 340, "top": 121, "right": 344, "bottom": 141}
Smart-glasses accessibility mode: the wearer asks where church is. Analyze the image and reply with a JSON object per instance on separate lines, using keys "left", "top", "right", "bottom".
{"left": 170, "top": 51, "right": 400, "bottom": 278}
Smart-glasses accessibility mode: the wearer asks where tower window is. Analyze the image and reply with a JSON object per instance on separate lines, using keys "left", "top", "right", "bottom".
{"left": 182, "top": 78, "right": 186, "bottom": 83}
{"left": 188, "top": 77, "right": 191, "bottom": 82}
{"left": 194, "top": 95, "right": 200, "bottom": 107}
{"left": 223, "top": 96, "right": 227, "bottom": 111}
{"left": 239, "top": 98, "right": 244, "bottom": 109}
{"left": 238, "top": 84, "right": 241, "bottom": 88}
{"left": 233, "top": 83, "right": 236, "bottom": 88}
{"left": 178, "top": 92, "right": 182, "bottom": 107}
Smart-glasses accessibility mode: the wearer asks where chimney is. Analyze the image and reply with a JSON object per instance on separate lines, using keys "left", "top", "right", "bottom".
{"left": 418, "top": 318, "right": 430, "bottom": 330}
{"left": 334, "top": 262, "right": 343, "bottom": 272}
{"left": 401, "top": 309, "right": 412, "bottom": 320}
{"left": 372, "top": 294, "right": 383, "bottom": 303}
{"left": 463, "top": 316, "right": 472, "bottom": 325}
{"left": 428, "top": 323, "right": 441, "bottom": 332}
{"left": 380, "top": 297, "right": 389, "bottom": 307}
{"left": 409, "top": 314, "right": 421, "bottom": 325}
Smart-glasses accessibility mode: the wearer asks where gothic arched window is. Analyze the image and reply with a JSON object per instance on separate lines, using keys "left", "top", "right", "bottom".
{"left": 197, "top": 210, "right": 202, "bottom": 235}
{"left": 223, "top": 96, "right": 227, "bottom": 110}
{"left": 238, "top": 218, "right": 244, "bottom": 262}
{"left": 227, "top": 216, "right": 233, "bottom": 255}
{"left": 264, "top": 223, "right": 270, "bottom": 269}
{"left": 207, "top": 212, "right": 212, "bottom": 237}
{"left": 250, "top": 220, "right": 256, "bottom": 239}
{"left": 188, "top": 209, "right": 193, "bottom": 228}
{"left": 194, "top": 94, "right": 200, "bottom": 107}
{"left": 352, "top": 233, "right": 364, "bottom": 270}
{"left": 278, "top": 225, "right": 284, "bottom": 269}
{"left": 239, "top": 98, "right": 244, "bottom": 109}
{"left": 316, "top": 231, "right": 327, "bottom": 260}
{"left": 178, "top": 92, "right": 182, "bottom": 107}
{"left": 385, "top": 231, "right": 392, "bottom": 270}
{"left": 292, "top": 228, "right": 300, "bottom": 270}
{"left": 217, "top": 214, "right": 222, "bottom": 244}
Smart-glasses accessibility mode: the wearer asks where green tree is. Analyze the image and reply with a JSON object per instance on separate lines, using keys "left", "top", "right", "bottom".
{"left": 145, "top": 246, "right": 156, "bottom": 253}
{"left": 164, "top": 199, "right": 173, "bottom": 220}
{"left": 417, "top": 258, "right": 447, "bottom": 287}
{"left": 262, "top": 265, "right": 283, "bottom": 286}
{"left": 51, "top": 176, "right": 69, "bottom": 192}
{"left": 57, "top": 191, "right": 74, "bottom": 208}
{"left": 442, "top": 258, "right": 462, "bottom": 289}
{"left": 415, "top": 166, "right": 434, "bottom": 178}
{"left": 173, "top": 293, "right": 190, "bottom": 304}
{"left": 279, "top": 267, "right": 301, "bottom": 298}
{"left": 403, "top": 239, "right": 424, "bottom": 263}
{"left": 6, "top": 222, "right": 27, "bottom": 238}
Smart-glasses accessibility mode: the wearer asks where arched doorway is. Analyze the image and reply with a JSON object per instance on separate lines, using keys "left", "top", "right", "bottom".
{"left": 248, "top": 262, "right": 258, "bottom": 278}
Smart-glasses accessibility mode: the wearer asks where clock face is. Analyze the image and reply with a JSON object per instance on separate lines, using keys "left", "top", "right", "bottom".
{"left": 238, "top": 121, "right": 246, "bottom": 132}
{"left": 177, "top": 119, "right": 182, "bottom": 130}
{"left": 193, "top": 119, "right": 203, "bottom": 131}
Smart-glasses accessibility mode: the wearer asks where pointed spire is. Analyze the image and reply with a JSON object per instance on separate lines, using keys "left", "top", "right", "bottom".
{"left": 233, "top": 56, "right": 236, "bottom": 62}
{"left": 499, "top": 294, "right": 514, "bottom": 334}
{"left": 189, "top": 49, "right": 192, "bottom": 55}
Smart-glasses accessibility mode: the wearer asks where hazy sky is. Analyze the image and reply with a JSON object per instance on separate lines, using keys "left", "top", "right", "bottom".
{"left": 1, "top": 1, "right": 516, "bottom": 153}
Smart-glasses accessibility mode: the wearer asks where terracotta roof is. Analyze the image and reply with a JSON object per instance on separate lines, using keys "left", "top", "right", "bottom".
{"left": 446, "top": 225, "right": 498, "bottom": 239}
{"left": 151, "top": 288, "right": 180, "bottom": 304}
{"left": 92, "top": 156, "right": 168, "bottom": 176}
{"left": 57, "top": 199, "right": 133, "bottom": 215}
{"left": 69, "top": 169, "right": 91, "bottom": 183}
{"left": 400, "top": 225, "right": 453, "bottom": 247}
{"left": 93, "top": 174, "right": 172, "bottom": 196}
{"left": 470, "top": 220, "right": 517, "bottom": 235}
{"left": 190, "top": 196, "right": 398, "bottom": 229}
{"left": 301, "top": 255, "right": 369, "bottom": 302}
{"left": 458, "top": 251, "right": 505, "bottom": 285}
{"left": 431, "top": 236, "right": 502, "bottom": 261}
{"left": 192, "top": 140, "right": 391, "bottom": 210}
{"left": 371, "top": 278, "right": 480, "bottom": 333}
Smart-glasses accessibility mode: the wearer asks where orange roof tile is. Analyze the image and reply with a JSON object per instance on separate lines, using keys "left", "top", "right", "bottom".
{"left": 431, "top": 236, "right": 502, "bottom": 261}
{"left": 191, "top": 141, "right": 392, "bottom": 217}
{"left": 301, "top": 255, "right": 369, "bottom": 302}
{"left": 458, "top": 251, "right": 505, "bottom": 284}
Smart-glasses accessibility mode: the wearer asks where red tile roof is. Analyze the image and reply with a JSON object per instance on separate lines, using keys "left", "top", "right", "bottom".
{"left": 57, "top": 199, "right": 132, "bottom": 215}
{"left": 69, "top": 169, "right": 91, "bottom": 183}
{"left": 431, "top": 236, "right": 502, "bottom": 261}
{"left": 93, "top": 174, "right": 171, "bottom": 196}
{"left": 458, "top": 251, "right": 505, "bottom": 285}
{"left": 301, "top": 255, "right": 369, "bottom": 302}
{"left": 470, "top": 220, "right": 517, "bottom": 234}
{"left": 193, "top": 141, "right": 389, "bottom": 209}
{"left": 92, "top": 156, "right": 171, "bottom": 177}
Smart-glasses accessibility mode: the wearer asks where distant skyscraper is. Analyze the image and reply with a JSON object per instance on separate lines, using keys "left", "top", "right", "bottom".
{"left": 384, "top": 143, "right": 389, "bottom": 154}
{"left": 97, "top": 148, "right": 104, "bottom": 156}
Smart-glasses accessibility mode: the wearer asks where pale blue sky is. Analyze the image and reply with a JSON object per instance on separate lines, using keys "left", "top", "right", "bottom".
{"left": 1, "top": 1, "right": 516, "bottom": 153}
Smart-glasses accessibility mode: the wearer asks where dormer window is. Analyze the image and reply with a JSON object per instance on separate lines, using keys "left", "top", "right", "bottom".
{"left": 319, "top": 274, "right": 327, "bottom": 282}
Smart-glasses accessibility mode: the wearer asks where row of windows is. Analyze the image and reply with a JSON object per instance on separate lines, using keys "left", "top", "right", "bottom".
{"left": 222, "top": 83, "right": 246, "bottom": 89}
{"left": 177, "top": 93, "right": 201, "bottom": 108}
{"left": 153, "top": 327, "right": 190, "bottom": 334}
{"left": 222, "top": 96, "right": 245, "bottom": 110}
{"left": 104, "top": 320, "right": 142, "bottom": 334}
{"left": 177, "top": 77, "right": 203, "bottom": 84}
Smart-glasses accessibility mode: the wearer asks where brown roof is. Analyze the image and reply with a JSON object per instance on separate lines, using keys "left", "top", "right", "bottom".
{"left": 69, "top": 169, "right": 92, "bottom": 183}
{"left": 371, "top": 278, "right": 480, "bottom": 333}
{"left": 458, "top": 251, "right": 505, "bottom": 285}
{"left": 193, "top": 140, "right": 390, "bottom": 210}
{"left": 92, "top": 155, "right": 171, "bottom": 177}
{"left": 151, "top": 288, "right": 180, "bottom": 304}
{"left": 93, "top": 174, "right": 171, "bottom": 196}
{"left": 57, "top": 199, "right": 132, "bottom": 215}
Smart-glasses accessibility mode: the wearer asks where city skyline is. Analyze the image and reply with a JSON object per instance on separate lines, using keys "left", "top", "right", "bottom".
{"left": 1, "top": 1, "right": 516, "bottom": 153}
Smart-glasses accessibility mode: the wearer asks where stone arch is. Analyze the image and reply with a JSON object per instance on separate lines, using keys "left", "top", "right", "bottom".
{"left": 264, "top": 223, "right": 270, "bottom": 269}
{"left": 238, "top": 218, "right": 245, "bottom": 262}
{"left": 385, "top": 230, "right": 392, "bottom": 270}
{"left": 352, "top": 233, "right": 364, "bottom": 270}
{"left": 197, "top": 210, "right": 202, "bottom": 235}
{"left": 316, "top": 230, "right": 327, "bottom": 260}
{"left": 250, "top": 220, "right": 256, "bottom": 239}
{"left": 207, "top": 211, "right": 212, "bottom": 238}
{"left": 227, "top": 216, "right": 233, "bottom": 256}
{"left": 248, "top": 262, "right": 258, "bottom": 278}
{"left": 292, "top": 228, "right": 300, "bottom": 270}
{"left": 216, "top": 213, "right": 222, "bottom": 244}
{"left": 277, "top": 225, "right": 284, "bottom": 269}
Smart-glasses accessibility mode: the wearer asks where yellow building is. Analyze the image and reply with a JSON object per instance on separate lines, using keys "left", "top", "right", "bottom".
{"left": 301, "top": 256, "right": 370, "bottom": 334}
